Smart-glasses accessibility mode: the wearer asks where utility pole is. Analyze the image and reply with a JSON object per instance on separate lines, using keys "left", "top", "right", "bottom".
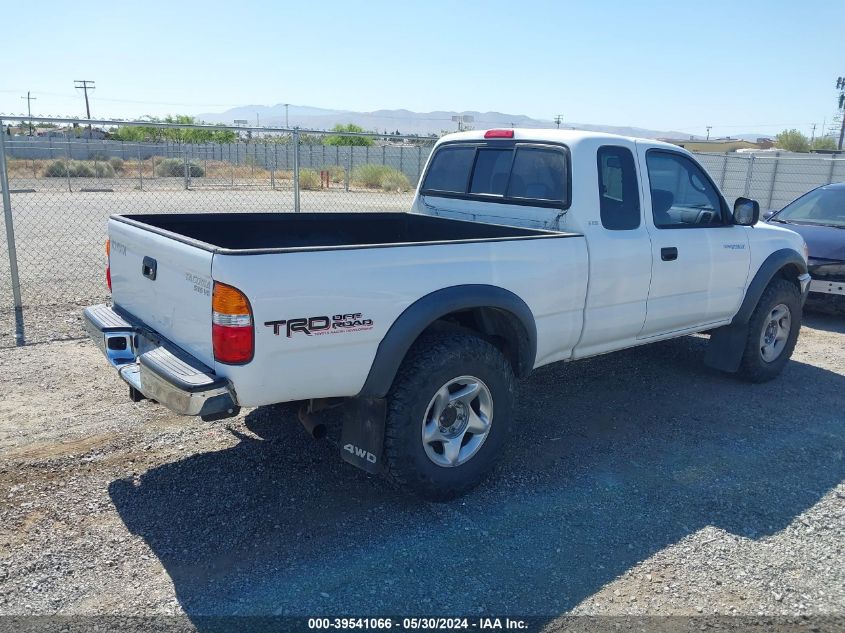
{"left": 836, "top": 76, "right": 845, "bottom": 151}
{"left": 706, "top": 125, "right": 712, "bottom": 140}
{"left": 554, "top": 114, "right": 563, "bottom": 129}
{"left": 20, "top": 92, "right": 37, "bottom": 136}
{"left": 810, "top": 123, "right": 817, "bottom": 144}
{"left": 74, "top": 80, "right": 96, "bottom": 130}
{"left": 284, "top": 103, "right": 290, "bottom": 128}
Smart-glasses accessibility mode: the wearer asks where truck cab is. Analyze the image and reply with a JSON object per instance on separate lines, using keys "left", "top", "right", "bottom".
{"left": 412, "top": 129, "right": 809, "bottom": 360}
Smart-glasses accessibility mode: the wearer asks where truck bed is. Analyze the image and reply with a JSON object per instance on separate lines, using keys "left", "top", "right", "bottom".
{"left": 115, "top": 212, "right": 568, "bottom": 253}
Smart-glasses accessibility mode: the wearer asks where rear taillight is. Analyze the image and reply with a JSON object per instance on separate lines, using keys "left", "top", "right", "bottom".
{"left": 105, "top": 239, "right": 112, "bottom": 292}
{"left": 212, "top": 282, "right": 254, "bottom": 364}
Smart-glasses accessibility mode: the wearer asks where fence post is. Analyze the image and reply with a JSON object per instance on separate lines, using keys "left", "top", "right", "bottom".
{"left": 828, "top": 157, "right": 837, "bottom": 184}
{"left": 271, "top": 142, "right": 277, "bottom": 190}
{"left": 293, "top": 128, "right": 301, "bottom": 213}
{"left": 719, "top": 153, "right": 728, "bottom": 189}
{"left": 65, "top": 139, "right": 72, "bottom": 192}
{"left": 345, "top": 147, "right": 351, "bottom": 192}
{"left": 0, "top": 128, "right": 25, "bottom": 345}
{"left": 417, "top": 146, "right": 422, "bottom": 183}
{"left": 767, "top": 153, "right": 780, "bottom": 209}
{"left": 136, "top": 145, "right": 143, "bottom": 191}
{"left": 183, "top": 148, "right": 189, "bottom": 190}
{"left": 743, "top": 155, "right": 755, "bottom": 197}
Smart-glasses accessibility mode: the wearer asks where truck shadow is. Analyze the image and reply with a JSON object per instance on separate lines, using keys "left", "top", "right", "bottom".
{"left": 108, "top": 335, "right": 845, "bottom": 624}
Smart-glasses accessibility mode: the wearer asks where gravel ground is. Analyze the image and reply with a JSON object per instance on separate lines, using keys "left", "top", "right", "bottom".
{"left": 0, "top": 311, "right": 843, "bottom": 630}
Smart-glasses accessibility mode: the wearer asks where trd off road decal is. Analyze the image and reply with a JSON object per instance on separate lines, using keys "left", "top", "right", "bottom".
{"left": 264, "top": 313, "right": 374, "bottom": 338}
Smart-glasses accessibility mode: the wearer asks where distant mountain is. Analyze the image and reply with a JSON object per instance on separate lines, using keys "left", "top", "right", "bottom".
{"left": 195, "top": 104, "right": 694, "bottom": 139}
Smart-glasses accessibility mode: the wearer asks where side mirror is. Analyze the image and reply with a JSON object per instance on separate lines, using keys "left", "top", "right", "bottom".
{"left": 733, "top": 197, "right": 760, "bottom": 226}
{"left": 763, "top": 209, "right": 776, "bottom": 221}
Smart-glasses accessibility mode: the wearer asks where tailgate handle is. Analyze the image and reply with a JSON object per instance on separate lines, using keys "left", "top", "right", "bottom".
{"left": 142, "top": 256, "right": 157, "bottom": 280}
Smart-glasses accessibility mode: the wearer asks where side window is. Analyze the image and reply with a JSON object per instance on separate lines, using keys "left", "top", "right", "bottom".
{"left": 597, "top": 146, "right": 640, "bottom": 230}
{"left": 646, "top": 151, "right": 724, "bottom": 228}
{"left": 506, "top": 148, "right": 567, "bottom": 202}
{"left": 422, "top": 146, "right": 475, "bottom": 193}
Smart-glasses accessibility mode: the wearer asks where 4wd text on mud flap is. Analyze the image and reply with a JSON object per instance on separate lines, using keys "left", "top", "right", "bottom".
{"left": 264, "top": 313, "right": 374, "bottom": 337}
{"left": 343, "top": 443, "right": 377, "bottom": 464}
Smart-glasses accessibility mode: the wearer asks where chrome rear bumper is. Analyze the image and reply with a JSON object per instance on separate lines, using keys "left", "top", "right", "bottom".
{"left": 83, "top": 304, "right": 239, "bottom": 420}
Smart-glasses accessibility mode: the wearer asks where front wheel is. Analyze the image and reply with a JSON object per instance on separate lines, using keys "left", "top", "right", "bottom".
{"left": 736, "top": 278, "right": 802, "bottom": 383}
{"left": 384, "top": 333, "right": 515, "bottom": 500}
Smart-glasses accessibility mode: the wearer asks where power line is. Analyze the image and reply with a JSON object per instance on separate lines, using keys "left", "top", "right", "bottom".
{"left": 554, "top": 114, "right": 563, "bottom": 129}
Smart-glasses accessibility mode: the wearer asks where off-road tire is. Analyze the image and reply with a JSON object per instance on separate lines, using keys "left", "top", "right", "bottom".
{"left": 737, "top": 278, "right": 802, "bottom": 383}
{"left": 384, "top": 333, "right": 516, "bottom": 501}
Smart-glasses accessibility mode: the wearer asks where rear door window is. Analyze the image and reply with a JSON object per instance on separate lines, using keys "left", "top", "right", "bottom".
{"left": 597, "top": 146, "right": 641, "bottom": 230}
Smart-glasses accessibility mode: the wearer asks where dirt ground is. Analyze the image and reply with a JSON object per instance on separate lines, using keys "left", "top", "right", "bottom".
{"left": 0, "top": 311, "right": 843, "bottom": 630}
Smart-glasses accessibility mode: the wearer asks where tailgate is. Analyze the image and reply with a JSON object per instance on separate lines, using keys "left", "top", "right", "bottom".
{"left": 108, "top": 217, "right": 214, "bottom": 366}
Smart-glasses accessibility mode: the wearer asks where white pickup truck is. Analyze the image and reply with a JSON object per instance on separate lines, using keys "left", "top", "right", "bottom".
{"left": 85, "top": 128, "right": 810, "bottom": 499}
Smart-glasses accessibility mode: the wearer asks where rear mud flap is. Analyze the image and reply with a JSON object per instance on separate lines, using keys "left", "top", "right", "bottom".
{"left": 340, "top": 398, "right": 386, "bottom": 475}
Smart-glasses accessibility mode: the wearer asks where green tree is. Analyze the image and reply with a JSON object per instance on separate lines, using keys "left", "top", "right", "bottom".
{"left": 774, "top": 129, "right": 810, "bottom": 152}
{"left": 323, "top": 123, "right": 374, "bottom": 146}
{"left": 811, "top": 136, "right": 837, "bottom": 151}
{"left": 109, "top": 115, "right": 237, "bottom": 144}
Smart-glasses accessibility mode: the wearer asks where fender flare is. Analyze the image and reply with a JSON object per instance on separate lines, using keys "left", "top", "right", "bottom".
{"left": 358, "top": 285, "right": 537, "bottom": 398}
{"left": 704, "top": 248, "right": 807, "bottom": 372}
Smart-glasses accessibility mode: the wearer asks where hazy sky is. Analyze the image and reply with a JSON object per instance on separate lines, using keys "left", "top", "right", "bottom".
{"left": 1, "top": 0, "right": 843, "bottom": 137}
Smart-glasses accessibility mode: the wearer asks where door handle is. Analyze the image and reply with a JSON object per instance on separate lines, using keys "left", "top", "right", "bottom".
{"left": 142, "top": 256, "right": 157, "bottom": 280}
{"left": 661, "top": 247, "right": 678, "bottom": 261}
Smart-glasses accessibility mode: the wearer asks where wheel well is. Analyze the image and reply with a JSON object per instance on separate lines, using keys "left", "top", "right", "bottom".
{"left": 774, "top": 263, "right": 802, "bottom": 290}
{"left": 417, "top": 307, "right": 534, "bottom": 378}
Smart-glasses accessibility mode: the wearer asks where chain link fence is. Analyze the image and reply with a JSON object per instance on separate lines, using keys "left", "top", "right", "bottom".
{"left": 2, "top": 116, "right": 844, "bottom": 347}
{"left": 0, "top": 117, "right": 436, "bottom": 346}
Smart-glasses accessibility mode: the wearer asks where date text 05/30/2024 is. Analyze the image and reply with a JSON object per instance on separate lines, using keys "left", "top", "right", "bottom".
{"left": 307, "top": 617, "right": 528, "bottom": 630}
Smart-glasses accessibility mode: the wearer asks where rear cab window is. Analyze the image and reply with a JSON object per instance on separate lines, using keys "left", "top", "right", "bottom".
{"left": 422, "top": 141, "right": 570, "bottom": 208}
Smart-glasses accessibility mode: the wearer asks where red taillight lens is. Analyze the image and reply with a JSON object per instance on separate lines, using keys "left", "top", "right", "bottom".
{"left": 212, "top": 324, "right": 253, "bottom": 364}
{"left": 484, "top": 129, "right": 514, "bottom": 139}
{"left": 212, "top": 282, "right": 254, "bottom": 364}
{"left": 105, "top": 240, "right": 112, "bottom": 292}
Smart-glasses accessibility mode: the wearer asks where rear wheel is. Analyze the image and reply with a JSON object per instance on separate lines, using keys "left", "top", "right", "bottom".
{"left": 736, "top": 279, "right": 802, "bottom": 383}
{"left": 384, "top": 333, "right": 515, "bottom": 500}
